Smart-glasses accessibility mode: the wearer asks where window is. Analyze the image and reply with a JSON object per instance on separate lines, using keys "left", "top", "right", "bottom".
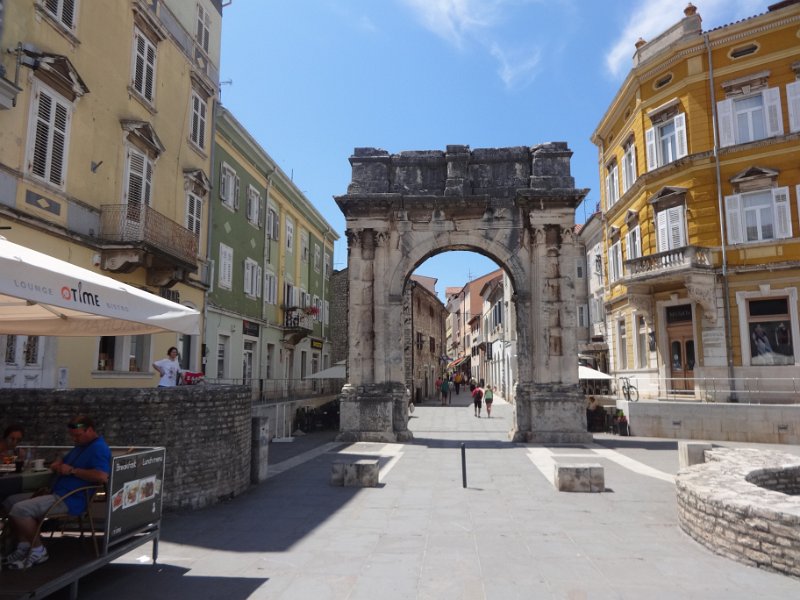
{"left": 97, "top": 334, "right": 150, "bottom": 372}
{"left": 265, "top": 343, "right": 275, "bottom": 379}
{"left": 718, "top": 88, "right": 783, "bottom": 147}
{"left": 27, "top": 82, "right": 72, "bottom": 189}
{"left": 578, "top": 304, "right": 588, "bottom": 328}
{"left": 300, "top": 230, "right": 309, "bottom": 262}
{"left": 285, "top": 217, "right": 294, "bottom": 252}
{"left": 132, "top": 28, "right": 157, "bottom": 103}
{"left": 635, "top": 315, "right": 648, "bottom": 368}
{"left": 609, "top": 240, "right": 623, "bottom": 282}
{"left": 43, "top": 0, "right": 77, "bottom": 30}
{"left": 125, "top": 146, "right": 153, "bottom": 213}
{"left": 219, "top": 163, "right": 239, "bottom": 209}
{"left": 621, "top": 140, "right": 637, "bottom": 193}
{"left": 267, "top": 207, "right": 279, "bottom": 240}
{"left": 626, "top": 225, "right": 642, "bottom": 260}
{"left": 246, "top": 185, "right": 261, "bottom": 225}
{"left": 430, "top": 336, "right": 436, "bottom": 353}
{"left": 313, "top": 295, "right": 322, "bottom": 321}
{"left": 190, "top": 91, "right": 207, "bottom": 150}
{"left": 788, "top": 81, "right": 800, "bottom": 133}
{"left": 217, "top": 335, "right": 228, "bottom": 378}
{"left": 645, "top": 113, "right": 687, "bottom": 170}
{"left": 725, "top": 188, "right": 790, "bottom": 244}
{"left": 656, "top": 205, "right": 686, "bottom": 251}
{"left": 243, "top": 258, "right": 262, "bottom": 298}
{"left": 605, "top": 161, "right": 619, "bottom": 207}
{"left": 747, "top": 298, "right": 794, "bottom": 366}
{"left": 324, "top": 251, "right": 332, "bottom": 279}
{"left": 186, "top": 192, "right": 202, "bottom": 236}
{"left": 218, "top": 243, "right": 233, "bottom": 289}
{"left": 264, "top": 271, "right": 277, "bottom": 304}
{"left": 196, "top": 3, "right": 210, "bottom": 53}
{"left": 313, "top": 244, "right": 321, "bottom": 273}
{"left": 590, "top": 296, "right": 605, "bottom": 324}
{"left": 576, "top": 257, "right": 585, "bottom": 279}
{"left": 617, "top": 318, "right": 628, "bottom": 370}
{"left": 284, "top": 282, "right": 295, "bottom": 307}
{"left": 5, "top": 335, "right": 42, "bottom": 366}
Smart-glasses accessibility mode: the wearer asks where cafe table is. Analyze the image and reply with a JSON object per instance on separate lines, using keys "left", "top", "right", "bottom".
{"left": 0, "top": 468, "right": 53, "bottom": 502}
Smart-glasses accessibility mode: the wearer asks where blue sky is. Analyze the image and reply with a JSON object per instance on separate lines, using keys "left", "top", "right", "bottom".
{"left": 220, "top": 0, "right": 764, "bottom": 300}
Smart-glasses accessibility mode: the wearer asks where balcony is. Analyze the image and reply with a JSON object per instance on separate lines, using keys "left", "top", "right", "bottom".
{"left": 283, "top": 307, "right": 315, "bottom": 345}
{"left": 624, "top": 246, "right": 714, "bottom": 286}
{"left": 99, "top": 204, "right": 198, "bottom": 286}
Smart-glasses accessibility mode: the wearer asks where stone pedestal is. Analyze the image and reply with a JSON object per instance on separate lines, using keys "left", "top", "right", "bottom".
{"left": 555, "top": 463, "right": 604, "bottom": 492}
{"left": 511, "top": 383, "right": 591, "bottom": 444}
{"left": 337, "top": 382, "right": 412, "bottom": 443}
{"left": 250, "top": 410, "right": 270, "bottom": 484}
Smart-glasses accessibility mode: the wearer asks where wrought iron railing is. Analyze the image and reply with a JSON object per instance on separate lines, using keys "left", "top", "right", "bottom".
{"left": 283, "top": 307, "right": 315, "bottom": 330}
{"left": 612, "top": 375, "right": 800, "bottom": 404}
{"left": 625, "top": 246, "right": 712, "bottom": 279}
{"left": 99, "top": 204, "right": 198, "bottom": 265}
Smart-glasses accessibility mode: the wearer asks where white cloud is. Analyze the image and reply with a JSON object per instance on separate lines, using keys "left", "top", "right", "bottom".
{"left": 605, "top": 0, "right": 768, "bottom": 78}
{"left": 490, "top": 44, "right": 542, "bottom": 89}
{"left": 400, "top": 0, "right": 503, "bottom": 47}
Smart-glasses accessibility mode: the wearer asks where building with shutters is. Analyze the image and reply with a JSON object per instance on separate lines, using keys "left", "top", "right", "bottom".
{"left": 591, "top": 2, "right": 800, "bottom": 402}
{"left": 0, "top": 0, "right": 221, "bottom": 388}
{"left": 206, "top": 106, "right": 339, "bottom": 394}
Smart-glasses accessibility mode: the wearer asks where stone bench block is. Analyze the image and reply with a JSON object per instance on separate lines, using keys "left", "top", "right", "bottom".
{"left": 678, "top": 441, "right": 712, "bottom": 469}
{"left": 331, "top": 459, "right": 379, "bottom": 487}
{"left": 554, "top": 463, "right": 604, "bottom": 492}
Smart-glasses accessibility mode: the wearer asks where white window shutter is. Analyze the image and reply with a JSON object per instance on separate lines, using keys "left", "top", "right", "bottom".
{"left": 631, "top": 145, "right": 637, "bottom": 184}
{"left": 716, "top": 98, "right": 735, "bottom": 147}
{"left": 674, "top": 113, "right": 688, "bottom": 159}
{"left": 787, "top": 81, "right": 800, "bottom": 133}
{"left": 234, "top": 177, "right": 240, "bottom": 210}
{"left": 773, "top": 187, "right": 791, "bottom": 238}
{"left": 219, "top": 165, "right": 226, "bottom": 199}
{"left": 725, "top": 194, "right": 742, "bottom": 245}
{"left": 645, "top": 127, "right": 657, "bottom": 171}
{"left": 256, "top": 266, "right": 263, "bottom": 298}
{"left": 605, "top": 173, "right": 611, "bottom": 207}
{"left": 764, "top": 87, "right": 784, "bottom": 137}
{"left": 656, "top": 210, "right": 669, "bottom": 252}
{"left": 669, "top": 205, "right": 686, "bottom": 248}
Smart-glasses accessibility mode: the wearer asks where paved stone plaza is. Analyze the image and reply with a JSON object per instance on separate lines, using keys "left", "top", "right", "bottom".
{"left": 61, "top": 391, "right": 800, "bottom": 599}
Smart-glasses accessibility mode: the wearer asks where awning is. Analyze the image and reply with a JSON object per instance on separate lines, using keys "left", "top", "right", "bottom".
{"left": 579, "top": 365, "right": 613, "bottom": 380}
{"left": 446, "top": 356, "right": 468, "bottom": 370}
{"left": 0, "top": 237, "right": 201, "bottom": 336}
{"left": 305, "top": 361, "right": 346, "bottom": 379}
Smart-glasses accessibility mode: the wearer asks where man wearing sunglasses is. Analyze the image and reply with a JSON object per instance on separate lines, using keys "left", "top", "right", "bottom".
{"left": 2, "top": 415, "right": 111, "bottom": 570}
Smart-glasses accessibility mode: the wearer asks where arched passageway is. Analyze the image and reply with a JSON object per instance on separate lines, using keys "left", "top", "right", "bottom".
{"left": 335, "top": 143, "right": 591, "bottom": 444}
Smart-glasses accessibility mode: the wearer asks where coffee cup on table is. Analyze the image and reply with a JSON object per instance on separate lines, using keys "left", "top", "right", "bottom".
{"left": 33, "top": 458, "right": 45, "bottom": 470}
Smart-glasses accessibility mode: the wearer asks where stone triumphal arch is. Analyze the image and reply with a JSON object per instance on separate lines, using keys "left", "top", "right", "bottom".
{"left": 335, "top": 143, "right": 591, "bottom": 445}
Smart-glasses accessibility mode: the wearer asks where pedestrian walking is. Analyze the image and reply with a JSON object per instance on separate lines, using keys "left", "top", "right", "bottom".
{"left": 472, "top": 385, "right": 483, "bottom": 417}
{"left": 454, "top": 372, "right": 462, "bottom": 395}
{"left": 440, "top": 377, "right": 450, "bottom": 406}
{"left": 484, "top": 386, "right": 494, "bottom": 418}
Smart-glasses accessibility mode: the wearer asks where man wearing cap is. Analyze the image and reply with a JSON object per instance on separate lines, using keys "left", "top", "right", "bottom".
{"left": 2, "top": 415, "right": 111, "bottom": 570}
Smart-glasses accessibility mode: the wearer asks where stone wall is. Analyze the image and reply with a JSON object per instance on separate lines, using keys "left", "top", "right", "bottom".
{"left": 329, "top": 268, "right": 349, "bottom": 365}
{"left": 624, "top": 401, "right": 799, "bottom": 444}
{"left": 1, "top": 385, "right": 252, "bottom": 510}
{"left": 676, "top": 448, "right": 800, "bottom": 579}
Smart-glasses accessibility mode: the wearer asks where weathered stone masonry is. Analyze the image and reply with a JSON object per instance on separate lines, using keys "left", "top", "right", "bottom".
{"left": 335, "top": 143, "right": 591, "bottom": 444}
{"left": 1, "top": 386, "right": 251, "bottom": 510}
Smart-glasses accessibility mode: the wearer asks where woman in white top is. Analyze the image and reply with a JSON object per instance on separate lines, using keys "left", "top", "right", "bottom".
{"left": 152, "top": 346, "right": 183, "bottom": 387}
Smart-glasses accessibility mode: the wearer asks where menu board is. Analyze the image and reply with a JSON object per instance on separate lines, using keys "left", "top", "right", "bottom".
{"left": 106, "top": 448, "right": 165, "bottom": 547}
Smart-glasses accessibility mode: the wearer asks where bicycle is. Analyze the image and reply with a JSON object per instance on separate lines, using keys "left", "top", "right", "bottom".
{"left": 619, "top": 376, "right": 639, "bottom": 402}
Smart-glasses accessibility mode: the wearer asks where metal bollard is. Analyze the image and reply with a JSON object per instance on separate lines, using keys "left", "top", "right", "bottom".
{"left": 461, "top": 442, "right": 467, "bottom": 488}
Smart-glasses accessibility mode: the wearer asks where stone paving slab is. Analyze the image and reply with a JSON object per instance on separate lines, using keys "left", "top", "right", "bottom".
{"left": 50, "top": 390, "right": 800, "bottom": 599}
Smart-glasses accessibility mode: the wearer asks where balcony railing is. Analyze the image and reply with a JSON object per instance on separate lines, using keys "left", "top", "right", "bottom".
{"left": 100, "top": 204, "right": 198, "bottom": 266}
{"left": 625, "top": 246, "right": 712, "bottom": 281}
{"left": 283, "top": 307, "right": 315, "bottom": 330}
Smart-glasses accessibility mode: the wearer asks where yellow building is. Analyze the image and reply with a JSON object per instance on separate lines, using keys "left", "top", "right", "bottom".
{"left": 0, "top": 0, "right": 221, "bottom": 388}
{"left": 591, "top": 2, "right": 800, "bottom": 402}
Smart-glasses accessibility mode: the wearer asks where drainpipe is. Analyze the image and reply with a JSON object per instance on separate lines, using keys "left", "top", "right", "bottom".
{"left": 704, "top": 33, "right": 737, "bottom": 402}
{"left": 202, "top": 99, "right": 221, "bottom": 375}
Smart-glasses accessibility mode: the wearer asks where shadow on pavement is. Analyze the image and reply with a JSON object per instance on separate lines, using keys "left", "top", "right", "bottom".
{"left": 47, "top": 564, "right": 266, "bottom": 600}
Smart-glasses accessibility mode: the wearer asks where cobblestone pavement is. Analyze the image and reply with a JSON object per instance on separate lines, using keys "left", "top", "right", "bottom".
{"left": 55, "top": 389, "right": 800, "bottom": 599}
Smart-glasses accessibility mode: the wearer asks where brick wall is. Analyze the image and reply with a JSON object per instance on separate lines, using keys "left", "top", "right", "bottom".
{"left": 0, "top": 385, "right": 252, "bottom": 510}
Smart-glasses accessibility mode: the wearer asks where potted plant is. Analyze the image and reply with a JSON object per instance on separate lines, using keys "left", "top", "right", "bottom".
{"left": 303, "top": 305, "right": 320, "bottom": 317}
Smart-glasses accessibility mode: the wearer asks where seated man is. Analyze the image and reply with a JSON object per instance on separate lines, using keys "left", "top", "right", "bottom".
{"left": 2, "top": 415, "right": 111, "bottom": 570}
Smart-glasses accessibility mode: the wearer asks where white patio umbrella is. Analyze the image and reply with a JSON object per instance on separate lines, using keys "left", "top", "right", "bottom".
{"left": 0, "top": 237, "right": 200, "bottom": 336}
{"left": 578, "top": 365, "right": 613, "bottom": 380}
{"left": 305, "top": 361, "right": 346, "bottom": 379}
